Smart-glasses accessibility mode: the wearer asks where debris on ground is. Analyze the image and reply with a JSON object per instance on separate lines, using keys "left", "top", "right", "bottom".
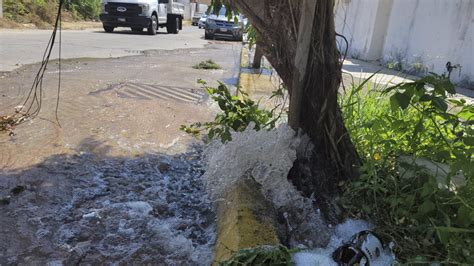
{"left": 293, "top": 219, "right": 396, "bottom": 266}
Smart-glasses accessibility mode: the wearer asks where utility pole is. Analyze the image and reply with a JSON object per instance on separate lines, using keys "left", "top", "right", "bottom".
{"left": 0, "top": 0, "right": 3, "bottom": 19}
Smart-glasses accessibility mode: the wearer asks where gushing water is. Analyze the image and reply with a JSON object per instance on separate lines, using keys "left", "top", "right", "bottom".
{"left": 203, "top": 124, "right": 330, "bottom": 248}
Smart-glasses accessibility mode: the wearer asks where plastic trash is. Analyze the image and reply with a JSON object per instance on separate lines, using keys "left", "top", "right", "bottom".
{"left": 332, "top": 230, "right": 385, "bottom": 266}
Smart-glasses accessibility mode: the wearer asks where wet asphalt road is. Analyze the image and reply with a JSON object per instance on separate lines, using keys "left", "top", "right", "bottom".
{"left": 0, "top": 25, "right": 243, "bottom": 170}
{"left": 0, "top": 24, "right": 242, "bottom": 264}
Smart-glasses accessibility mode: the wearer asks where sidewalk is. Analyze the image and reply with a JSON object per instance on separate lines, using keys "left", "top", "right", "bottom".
{"left": 342, "top": 58, "right": 474, "bottom": 100}
{"left": 237, "top": 45, "right": 473, "bottom": 104}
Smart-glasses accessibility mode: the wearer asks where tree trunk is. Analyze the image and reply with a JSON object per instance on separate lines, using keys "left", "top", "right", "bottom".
{"left": 228, "top": 0, "right": 359, "bottom": 212}
{"left": 252, "top": 44, "right": 264, "bottom": 69}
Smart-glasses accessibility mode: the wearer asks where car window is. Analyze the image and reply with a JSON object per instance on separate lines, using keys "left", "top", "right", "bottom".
{"left": 218, "top": 7, "right": 227, "bottom": 16}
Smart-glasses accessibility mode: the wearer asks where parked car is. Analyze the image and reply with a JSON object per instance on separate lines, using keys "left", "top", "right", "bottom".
{"left": 192, "top": 4, "right": 208, "bottom": 26}
{"left": 204, "top": 6, "right": 244, "bottom": 41}
{"left": 198, "top": 14, "right": 208, "bottom": 29}
{"left": 99, "top": 0, "right": 184, "bottom": 35}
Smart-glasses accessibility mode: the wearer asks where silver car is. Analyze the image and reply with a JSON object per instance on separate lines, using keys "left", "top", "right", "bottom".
{"left": 198, "top": 14, "right": 208, "bottom": 29}
{"left": 204, "top": 7, "right": 244, "bottom": 41}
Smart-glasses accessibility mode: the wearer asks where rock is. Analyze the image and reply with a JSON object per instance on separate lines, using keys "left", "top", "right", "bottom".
{"left": 82, "top": 211, "right": 100, "bottom": 220}
{"left": 66, "top": 241, "right": 91, "bottom": 265}
{"left": 10, "top": 185, "right": 26, "bottom": 195}
{"left": 0, "top": 196, "right": 11, "bottom": 206}
{"left": 158, "top": 162, "right": 170, "bottom": 173}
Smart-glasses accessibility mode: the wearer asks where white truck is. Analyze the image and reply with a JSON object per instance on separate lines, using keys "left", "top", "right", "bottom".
{"left": 99, "top": 0, "right": 184, "bottom": 35}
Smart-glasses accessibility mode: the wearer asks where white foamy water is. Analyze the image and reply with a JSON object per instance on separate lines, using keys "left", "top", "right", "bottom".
{"left": 293, "top": 219, "right": 396, "bottom": 266}
{"left": 0, "top": 148, "right": 215, "bottom": 265}
{"left": 203, "top": 124, "right": 396, "bottom": 263}
{"left": 203, "top": 124, "right": 306, "bottom": 207}
{"left": 202, "top": 124, "right": 331, "bottom": 248}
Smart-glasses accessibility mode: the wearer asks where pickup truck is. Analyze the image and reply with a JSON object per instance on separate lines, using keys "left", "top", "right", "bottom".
{"left": 99, "top": 0, "right": 184, "bottom": 35}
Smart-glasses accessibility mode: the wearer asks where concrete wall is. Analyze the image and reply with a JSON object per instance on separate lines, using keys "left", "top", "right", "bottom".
{"left": 335, "top": 0, "right": 392, "bottom": 61}
{"left": 177, "top": 0, "right": 208, "bottom": 20}
{"left": 335, "top": 0, "right": 474, "bottom": 85}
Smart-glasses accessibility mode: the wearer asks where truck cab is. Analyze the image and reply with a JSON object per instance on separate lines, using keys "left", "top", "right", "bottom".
{"left": 100, "top": 0, "right": 184, "bottom": 35}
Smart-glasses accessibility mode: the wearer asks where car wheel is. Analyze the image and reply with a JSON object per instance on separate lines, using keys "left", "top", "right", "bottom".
{"left": 147, "top": 15, "right": 158, "bottom": 35}
{"left": 103, "top": 26, "right": 114, "bottom": 33}
{"left": 131, "top": 27, "right": 143, "bottom": 32}
{"left": 205, "top": 33, "right": 212, "bottom": 40}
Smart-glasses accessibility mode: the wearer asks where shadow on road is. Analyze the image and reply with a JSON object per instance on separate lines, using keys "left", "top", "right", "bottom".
{"left": 92, "top": 30, "right": 170, "bottom": 36}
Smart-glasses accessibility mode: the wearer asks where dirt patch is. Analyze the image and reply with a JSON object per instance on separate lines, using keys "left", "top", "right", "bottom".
{"left": 0, "top": 18, "right": 26, "bottom": 29}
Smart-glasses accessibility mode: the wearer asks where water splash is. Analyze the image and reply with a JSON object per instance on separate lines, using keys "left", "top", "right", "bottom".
{"left": 203, "top": 124, "right": 330, "bottom": 248}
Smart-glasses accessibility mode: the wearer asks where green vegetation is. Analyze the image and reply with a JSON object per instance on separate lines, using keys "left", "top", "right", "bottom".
{"left": 219, "top": 245, "right": 295, "bottom": 266}
{"left": 185, "top": 70, "right": 473, "bottom": 263}
{"left": 3, "top": 0, "right": 100, "bottom": 28}
{"left": 340, "top": 73, "right": 474, "bottom": 263}
{"left": 181, "top": 80, "right": 280, "bottom": 143}
{"left": 65, "top": 0, "right": 101, "bottom": 20}
{"left": 193, "top": 60, "right": 222, "bottom": 70}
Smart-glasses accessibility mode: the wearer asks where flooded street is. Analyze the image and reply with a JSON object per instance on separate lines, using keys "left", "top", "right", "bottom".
{"left": 0, "top": 148, "right": 214, "bottom": 264}
{"left": 0, "top": 27, "right": 242, "bottom": 264}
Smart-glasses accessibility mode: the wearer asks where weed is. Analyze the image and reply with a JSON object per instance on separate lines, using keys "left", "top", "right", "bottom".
{"left": 384, "top": 50, "right": 406, "bottom": 72}
{"left": 219, "top": 245, "right": 296, "bottom": 266}
{"left": 408, "top": 56, "right": 428, "bottom": 75}
{"left": 181, "top": 80, "right": 281, "bottom": 143}
{"left": 340, "top": 73, "right": 474, "bottom": 263}
{"left": 193, "top": 60, "right": 221, "bottom": 70}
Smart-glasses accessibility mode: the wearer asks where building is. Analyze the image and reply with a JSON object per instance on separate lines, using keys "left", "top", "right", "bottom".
{"left": 335, "top": 0, "right": 473, "bottom": 86}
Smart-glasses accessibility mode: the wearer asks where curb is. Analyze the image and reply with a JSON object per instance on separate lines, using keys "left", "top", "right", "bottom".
{"left": 213, "top": 178, "right": 281, "bottom": 264}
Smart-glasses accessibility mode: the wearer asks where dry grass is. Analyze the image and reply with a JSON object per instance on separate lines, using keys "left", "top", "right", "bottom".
{"left": 0, "top": 17, "right": 101, "bottom": 30}
{"left": 0, "top": 18, "right": 25, "bottom": 29}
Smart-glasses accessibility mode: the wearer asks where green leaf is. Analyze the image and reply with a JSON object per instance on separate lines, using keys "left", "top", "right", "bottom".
{"left": 442, "top": 79, "right": 456, "bottom": 94}
{"left": 435, "top": 226, "right": 474, "bottom": 233}
{"left": 463, "top": 137, "right": 474, "bottom": 146}
{"left": 418, "top": 200, "right": 436, "bottom": 214}
{"left": 457, "top": 206, "right": 474, "bottom": 227}
{"left": 413, "top": 119, "right": 424, "bottom": 139}
{"left": 431, "top": 97, "right": 448, "bottom": 112}
{"left": 391, "top": 92, "right": 411, "bottom": 110}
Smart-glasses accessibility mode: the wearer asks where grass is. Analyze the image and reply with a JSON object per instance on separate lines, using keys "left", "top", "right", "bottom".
{"left": 193, "top": 60, "right": 221, "bottom": 70}
{"left": 339, "top": 75, "right": 474, "bottom": 264}
{"left": 2, "top": 0, "right": 99, "bottom": 29}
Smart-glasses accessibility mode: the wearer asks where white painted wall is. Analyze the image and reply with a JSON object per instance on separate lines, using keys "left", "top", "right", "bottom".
{"left": 335, "top": 0, "right": 474, "bottom": 86}
{"left": 382, "top": 0, "right": 473, "bottom": 84}
{"left": 335, "top": 0, "right": 379, "bottom": 60}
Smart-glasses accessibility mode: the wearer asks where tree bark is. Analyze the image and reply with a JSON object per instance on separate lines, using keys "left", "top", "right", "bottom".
{"left": 252, "top": 44, "right": 264, "bottom": 69}
{"left": 228, "top": 0, "right": 359, "bottom": 209}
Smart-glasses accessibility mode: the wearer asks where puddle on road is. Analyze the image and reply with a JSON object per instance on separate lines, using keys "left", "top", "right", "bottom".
{"left": 0, "top": 146, "right": 215, "bottom": 265}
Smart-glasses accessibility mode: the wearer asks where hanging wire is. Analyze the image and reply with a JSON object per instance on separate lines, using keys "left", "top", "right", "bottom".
{"left": 1, "top": 0, "right": 63, "bottom": 133}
